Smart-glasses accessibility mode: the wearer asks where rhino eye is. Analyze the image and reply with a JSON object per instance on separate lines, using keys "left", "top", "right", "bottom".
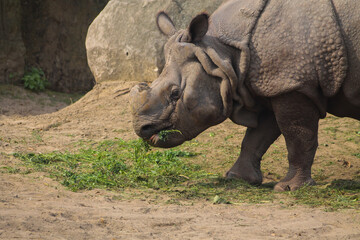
{"left": 170, "top": 87, "right": 181, "bottom": 101}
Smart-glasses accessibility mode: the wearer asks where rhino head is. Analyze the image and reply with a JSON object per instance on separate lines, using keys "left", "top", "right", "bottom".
{"left": 130, "top": 12, "right": 256, "bottom": 148}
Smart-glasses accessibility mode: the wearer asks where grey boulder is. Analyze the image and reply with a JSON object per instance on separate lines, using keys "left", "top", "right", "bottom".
{"left": 86, "top": 0, "right": 224, "bottom": 83}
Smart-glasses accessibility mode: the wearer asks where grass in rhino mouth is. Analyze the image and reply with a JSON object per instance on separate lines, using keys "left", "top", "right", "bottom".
{"left": 7, "top": 138, "right": 360, "bottom": 211}
{"left": 158, "top": 129, "right": 182, "bottom": 141}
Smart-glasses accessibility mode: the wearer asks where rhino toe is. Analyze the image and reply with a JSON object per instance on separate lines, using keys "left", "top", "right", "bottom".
{"left": 274, "top": 178, "right": 316, "bottom": 192}
{"left": 225, "top": 170, "right": 262, "bottom": 185}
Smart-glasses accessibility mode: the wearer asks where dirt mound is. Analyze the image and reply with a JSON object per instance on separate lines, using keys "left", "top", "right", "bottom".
{"left": 0, "top": 82, "right": 137, "bottom": 153}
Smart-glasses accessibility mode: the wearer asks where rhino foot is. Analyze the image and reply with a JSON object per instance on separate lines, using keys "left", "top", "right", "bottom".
{"left": 225, "top": 169, "right": 262, "bottom": 185}
{"left": 274, "top": 177, "right": 316, "bottom": 192}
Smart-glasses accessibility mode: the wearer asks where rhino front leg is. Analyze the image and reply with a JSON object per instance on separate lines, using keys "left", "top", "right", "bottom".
{"left": 226, "top": 110, "right": 281, "bottom": 185}
{"left": 272, "top": 92, "right": 319, "bottom": 191}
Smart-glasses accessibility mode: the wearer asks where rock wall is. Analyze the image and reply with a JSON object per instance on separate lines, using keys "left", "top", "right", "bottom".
{"left": 86, "top": 0, "right": 224, "bottom": 84}
{"left": 0, "top": 0, "right": 26, "bottom": 85}
{"left": 21, "top": 0, "right": 108, "bottom": 92}
{"left": 0, "top": 0, "right": 108, "bottom": 92}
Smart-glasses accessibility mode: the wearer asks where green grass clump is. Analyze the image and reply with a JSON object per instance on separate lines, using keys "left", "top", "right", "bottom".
{"left": 158, "top": 129, "right": 182, "bottom": 141}
{"left": 22, "top": 67, "right": 48, "bottom": 92}
{"left": 13, "top": 139, "right": 200, "bottom": 191}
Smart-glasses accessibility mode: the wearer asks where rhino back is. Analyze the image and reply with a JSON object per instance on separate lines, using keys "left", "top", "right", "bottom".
{"left": 332, "top": 0, "right": 360, "bottom": 106}
{"left": 208, "top": 0, "right": 266, "bottom": 41}
{"left": 247, "top": 0, "right": 347, "bottom": 101}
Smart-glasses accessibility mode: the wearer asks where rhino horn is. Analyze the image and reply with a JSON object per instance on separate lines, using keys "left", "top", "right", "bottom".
{"left": 129, "top": 82, "right": 150, "bottom": 115}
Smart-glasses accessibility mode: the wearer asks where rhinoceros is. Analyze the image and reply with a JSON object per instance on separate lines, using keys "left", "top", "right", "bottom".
{"left": 130, "top": 0, "right": 360, "bottom": 191}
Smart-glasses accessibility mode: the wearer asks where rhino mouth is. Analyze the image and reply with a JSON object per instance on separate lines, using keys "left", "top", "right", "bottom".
{"left": 149, "top": 129, "right": 183, "bottom": 145}
{"left": 138, "top": 123, "right": 185, "bottom": 148}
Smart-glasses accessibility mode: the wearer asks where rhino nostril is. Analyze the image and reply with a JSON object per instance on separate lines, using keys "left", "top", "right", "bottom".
{"left": 130, "top": 83, "right": 150, "bottom": 96}
{"left": 140, "top": 124, "right": 155, "bottom": 137}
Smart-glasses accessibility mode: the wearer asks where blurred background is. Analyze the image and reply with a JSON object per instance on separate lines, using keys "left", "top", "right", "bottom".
{"left": 0, "top": 0, "right": 223, "bottom": 93}
{"left": 0, "top": 0, "right": 108, "bottom": 93}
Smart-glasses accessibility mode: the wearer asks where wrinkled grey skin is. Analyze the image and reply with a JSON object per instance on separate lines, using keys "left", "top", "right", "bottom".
{"left": 130, "top": 0, "right": 360, "bottom": 191}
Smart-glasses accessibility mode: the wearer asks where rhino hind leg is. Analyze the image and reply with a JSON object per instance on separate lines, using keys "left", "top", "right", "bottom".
{"left": 272, "top": 92, "right": 319, "bottom": 191}
{"left": 226, "top": 110, "right": 281, "bottom": 185}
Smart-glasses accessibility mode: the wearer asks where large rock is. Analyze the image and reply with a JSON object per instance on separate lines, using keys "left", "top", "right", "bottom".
{"left": 0, "top": 0, "right": 26, "bottom": 84}
{"left": 86, "top": 0, "right": 224, "bottom": 83}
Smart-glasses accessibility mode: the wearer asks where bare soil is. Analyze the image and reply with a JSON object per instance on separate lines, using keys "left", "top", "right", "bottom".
{"left": 0, "top": 83, "right": 359, "bottom": 239}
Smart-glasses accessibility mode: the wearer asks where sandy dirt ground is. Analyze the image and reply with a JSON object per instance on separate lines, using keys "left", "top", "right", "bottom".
{"left": 0, "top": 83, "right": 359, "bottom": 239}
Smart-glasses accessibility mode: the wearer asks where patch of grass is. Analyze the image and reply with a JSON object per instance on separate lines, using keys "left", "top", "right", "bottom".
{"left": 11, "top": 138, "right": 360, "bottom": 210}
{"left": 287, "top": 180, "right": 360, "bottom": 211}
{"left": 13, "top": 139, "right": 201, "bottom": 191}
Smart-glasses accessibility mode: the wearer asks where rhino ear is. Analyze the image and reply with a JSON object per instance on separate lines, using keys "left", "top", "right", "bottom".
{"left": 187, "top": 13, "right": 209, "bottom": 43}
{"left": 156, "top": 11, "right": 177, "bottom": 37}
